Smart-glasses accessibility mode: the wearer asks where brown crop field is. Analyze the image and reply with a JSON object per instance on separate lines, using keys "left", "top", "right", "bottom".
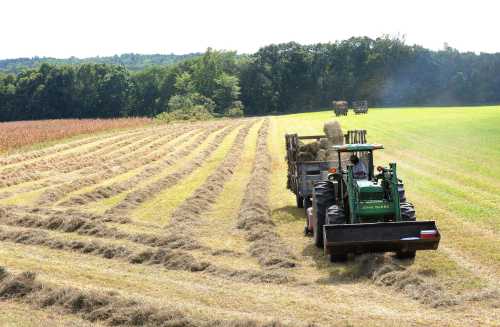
{"left": 0, "top": 118, "right": 151, "bottom": 153}
{"left": 0, "top": 108, "right": 499, "bottom": 327}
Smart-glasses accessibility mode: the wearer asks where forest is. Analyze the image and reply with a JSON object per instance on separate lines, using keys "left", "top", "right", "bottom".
{"left": 0, "top": 53, "right": 201, "bottom": 74}
{"left": 1, "top": 36, "right": 500, "bottom": 121}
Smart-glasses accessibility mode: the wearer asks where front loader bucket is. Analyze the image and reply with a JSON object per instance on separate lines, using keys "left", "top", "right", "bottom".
{"left": 323, "top": 221, "right": 440, "bottom": 255}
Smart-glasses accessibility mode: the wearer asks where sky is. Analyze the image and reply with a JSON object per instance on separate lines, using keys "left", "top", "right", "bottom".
{"left": 1, "top": 0, "right": 499, "bottom": 59}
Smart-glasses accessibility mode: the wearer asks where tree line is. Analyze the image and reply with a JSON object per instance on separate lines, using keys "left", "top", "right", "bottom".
{"left": 0, "top": 53, "right": 201, "bottom": 74}
{"left": 1, "top": 36, "right": 500, "bottom": 122}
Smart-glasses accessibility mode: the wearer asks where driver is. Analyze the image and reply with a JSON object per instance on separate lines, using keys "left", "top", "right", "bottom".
{"left": 350, "top": 154, "right": 368, "bottom": 179}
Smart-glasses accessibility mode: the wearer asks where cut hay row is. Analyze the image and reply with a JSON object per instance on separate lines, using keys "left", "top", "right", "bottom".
{"left": 0, "top": 266, "right": 296, "bottom": 327}
{"left": 0, "top": 129, "right": 155, "bottom": 188}
{"left": 103, "top": 122, "right": 242, "bottom": 218}
{"left": 55, "top": 127, "right": 176, "bottom": 174}
{"left": 341, "top": 254, "right": 499, "bottom": 309}
{"left": 0, "top": 210, "right": 497, "bottom": 308}
{"left": 0, "top": 127, "right": 186, "bottom": 203}
{"left": 0, "top": 129, "right": 195, "bottom": 203}
{"left": 236, "top": 119, "right": 297, "bottom": 269}
{"left": 0, "top": 222, "right": 291, "bottom": 284}
{"left": 0, "top": 127, "right": 148, "bottom": 175}
{"left": 0, "top": 205, "right": 210, "bottom": 252}
{"left": 34, "top": 124, "right": 201, "bottom": 206}
{"left": 0, "top": 205, "right": 214, "bottom": 252}
{"left": 163, "top": 120, "right": 258, "bottom": 251}
{"left": 0, "top": 132, "right": 119, "bottom": 166}
{"left": 0, "top": 123, "right": 152, "bottom": 167}
{"left": 60, "top": 122, "right": 229, "bottom": 208}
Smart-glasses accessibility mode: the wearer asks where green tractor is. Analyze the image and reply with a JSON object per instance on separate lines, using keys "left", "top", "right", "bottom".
{"left": 306, "top": 143, "right": 440, "bottom": 262}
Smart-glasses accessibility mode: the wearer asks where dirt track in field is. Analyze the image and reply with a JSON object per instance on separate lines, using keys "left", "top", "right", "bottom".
{"left": 0, "top": 117, "right": 498, "bottom": 327}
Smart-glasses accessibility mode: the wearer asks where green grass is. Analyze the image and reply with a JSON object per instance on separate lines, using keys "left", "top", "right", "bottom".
{"left": 270, "top": 106, "right": 500, "bottom": 288}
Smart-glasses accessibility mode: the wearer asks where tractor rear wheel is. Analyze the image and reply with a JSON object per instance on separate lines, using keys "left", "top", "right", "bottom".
{"left": 400, "top": 202, "right": 416, "bottom": 221}
{"left": 312, "top": 181, "right": 336, "bottom": 248}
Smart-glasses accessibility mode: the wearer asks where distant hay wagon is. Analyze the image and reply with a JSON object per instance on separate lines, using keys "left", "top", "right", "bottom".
{"left": 332, "top": 101, "right": 348, "bottom": 116}
{"left": 352, "top": 100, "right": 369, "bottom": 114}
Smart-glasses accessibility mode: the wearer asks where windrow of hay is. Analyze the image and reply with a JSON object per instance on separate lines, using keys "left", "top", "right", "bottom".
{"left": 1, "top": 127, "right": 149, "bottom": 176}
{"left": 0, "top": 129, "right": 153, "bottom": 188}
{"left": 163, "top": 120, "right": 256, "bottom": 252}
{"left": 35, "top": 124, "right": 199, "bottom": 206}
{"left": 0, "top": 205, "right": 126, "bottom": 239}
{"left": 60, "top": 122, "right": 227, "bottom": 208}
{"left": 236, "top": 120, "right": 297, "bottom": 269}
{"left": 0, "top": 226, "right": 134, "bottom": 260}
{"left": 0, "top": 267, "right": 308, "bottom": 327}
{"left": 0, "top": 132, "right": 108, "bottom": 166}
{"left": 55, "top": 126, "right": 177, "bottom": 174}
{"left": 104, "top": 122, "right": 241, "bottom": 217}
{"left": 343, "top": 254, "right": 499, "bottom": 308}
{"left": 0, "top": 206, "right": 238, "bottom": 259}
{"left": 0, "top": 206, "right": 246, "bottom": 264}
{"left": 0, "top": 223, "right": 291, "bottom": 284}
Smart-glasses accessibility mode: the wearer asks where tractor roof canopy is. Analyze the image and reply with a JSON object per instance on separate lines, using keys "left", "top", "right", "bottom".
{"left": 332, "top": 144, "right": 384, "bottom": 152}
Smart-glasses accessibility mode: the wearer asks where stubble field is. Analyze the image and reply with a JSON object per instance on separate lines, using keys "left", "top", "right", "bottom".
{"left": 0, "top": 107, "right": 499, "bottom": 327}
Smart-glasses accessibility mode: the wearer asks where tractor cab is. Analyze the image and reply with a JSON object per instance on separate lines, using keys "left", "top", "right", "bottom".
{"left": 330, "top": 144, "right": 398, "bottom": 223}
{"left": 332, "top": 143, "right": 384, "bottom": 181}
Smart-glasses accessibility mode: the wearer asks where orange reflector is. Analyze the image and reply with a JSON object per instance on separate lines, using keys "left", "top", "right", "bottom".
{"left": 328, "top": 167, "right": 337, "bottom": 174}
{"left": 420, "top": 230, "right": 438, "bottom": 239}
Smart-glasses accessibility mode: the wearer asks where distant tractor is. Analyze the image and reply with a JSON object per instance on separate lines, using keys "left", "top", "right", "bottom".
{"left": 333, "top": 101, "right": 348, "bottom": 116}
{"left": 305, "top": 143, "right": 440, "bottom": 262}
{"left": 352, "top": 100, "right": 369, "bottom": 114}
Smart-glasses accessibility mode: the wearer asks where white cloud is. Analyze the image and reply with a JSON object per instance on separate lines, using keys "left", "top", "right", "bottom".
{"left": 1, "top": 0, "right": 498, "bottom": 59}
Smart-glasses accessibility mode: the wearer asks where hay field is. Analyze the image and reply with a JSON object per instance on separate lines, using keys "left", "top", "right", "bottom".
{"left": 0, "top": 108, "right": 499, "bottom": 327}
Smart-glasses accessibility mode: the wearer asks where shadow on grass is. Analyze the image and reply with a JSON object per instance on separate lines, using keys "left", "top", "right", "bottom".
{"left": 303, "top": 243, "right": 415, "bottom": 285}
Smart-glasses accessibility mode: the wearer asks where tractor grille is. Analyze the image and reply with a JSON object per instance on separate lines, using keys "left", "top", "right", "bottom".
{"left": 359, "top": 192, "right": 384, "bottom": 201}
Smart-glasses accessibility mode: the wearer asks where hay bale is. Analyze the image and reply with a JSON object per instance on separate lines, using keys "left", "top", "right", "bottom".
{"left": 323, "top": 121, "right": 344, "bottom": 145}
{"left": 319, "top": 138, "right": 329, "bottom": 149}
{"left": 326, "top": 150, "right": 337, "bottom": 161}
{"left": 299, "top": 141, "right": 320, "bottom": 157}
{"left": 297, "top": 152, "right": 315, "bottom": 161}
{"left": 316, "top": 149, "right": 327, "bottom": 161}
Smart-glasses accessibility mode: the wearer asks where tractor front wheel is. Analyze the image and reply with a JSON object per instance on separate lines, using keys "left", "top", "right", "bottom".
{"left": 400, "top": 202, "right": 416, "bottom": 221}
{"left": 326, "top": 205, "right": 346, "bottom": 224}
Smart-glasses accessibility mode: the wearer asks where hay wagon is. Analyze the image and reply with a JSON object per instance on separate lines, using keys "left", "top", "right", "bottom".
{"left": 352, "top": 100, "right": 368, "bottom": 114}
{"left": 285, "top": 130, "right": 367, "bottom": 210}
{"left": 333, "top": 101, "right": 348, "bottom": 116}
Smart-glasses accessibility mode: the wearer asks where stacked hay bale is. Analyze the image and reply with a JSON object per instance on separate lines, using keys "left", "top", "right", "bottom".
{"left": 297, "top": 121, "right": 344, "bottom": 161}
